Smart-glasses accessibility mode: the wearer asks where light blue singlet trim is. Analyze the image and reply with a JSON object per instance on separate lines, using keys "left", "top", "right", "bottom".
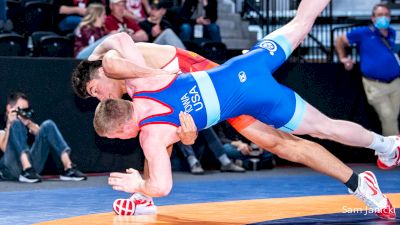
{"left": 278, "top": 93, "right": 306, "bottom": 132}
{"left": 191, "top": 71, "right": 221, "bottom": 128}
{"left": 264, "top": 34, "right": 292, "bottom": 59}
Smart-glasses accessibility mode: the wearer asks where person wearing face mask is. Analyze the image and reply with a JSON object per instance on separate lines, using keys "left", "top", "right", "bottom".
{"left": 335, "top": 3, "right": 400, "bottom": 137}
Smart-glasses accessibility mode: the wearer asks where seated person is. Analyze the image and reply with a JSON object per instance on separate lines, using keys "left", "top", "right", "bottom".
{"left": 177, "top": 0, "right": 221, "bottom": 42}
{"left": 177, "top": 128, "right": 245, "bottom": 174}
{"left": 0, "top": 92, "right": 86, "bottom": 183}
{"left": 105, "top": 0, "right": 149, "bottom": 42}
{"left": 125, "top": 0, "right": 151, "bottom": 22}
{"left": 139, "top": 0, "right": 185, "bottom": 49}
{"left": 215, "top": 121, "right": 275, "bottom": 170}
{"left": 75, "top": 4, "right": 113, "bottom": 59}
{"left": 56, "top": 0, "right": 89, "bottom": 33}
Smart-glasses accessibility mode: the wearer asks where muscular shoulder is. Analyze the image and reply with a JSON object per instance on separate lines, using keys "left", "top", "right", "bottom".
{"left": 140, "top": 124, "right": 178, "bottom": 147}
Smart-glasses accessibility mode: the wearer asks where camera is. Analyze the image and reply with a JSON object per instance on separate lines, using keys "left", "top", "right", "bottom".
{"left": 12, "top": 107, "right": 34, "bottom": 120}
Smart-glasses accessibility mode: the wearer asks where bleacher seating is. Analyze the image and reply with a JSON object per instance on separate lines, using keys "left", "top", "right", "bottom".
{"left": 31, "top": 31, "right": 57, "bottom": 56}
{"left": 36, "top": 35, "right": 74, "bottom": 57}
{"left": 0, "top": 33, "right": 26, "bottom": 56}
{"left": 24, "top": 1, "right": 53, "bottom": 35}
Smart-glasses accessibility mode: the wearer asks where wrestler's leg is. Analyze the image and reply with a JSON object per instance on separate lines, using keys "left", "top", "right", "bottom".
{"left": 230, "top": 117, "right": 395, "bottom": 220}
{"left": 294, "top": 103, "right": 398, "bottom": 160}
{"left": 294, "top": 103, "right": 373, "bottom": 147}
{"left": 234, "top": 119, "right": 352, "bottom": 183}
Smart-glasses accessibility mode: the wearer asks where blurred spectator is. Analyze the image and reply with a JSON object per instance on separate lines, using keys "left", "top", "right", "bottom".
{"left": 105, "top": 0, "right": 149, "bottom": 42}
{"left": 139, "top": 0, "right": 185, "bottom": 48}
{"left": 56, "top": 0, "right": 88, "bottom": 33}
{"left": 179, "top": 128, "right": 245, "bottom": 174}
{"left": 125, "top": 0, "right": 151, "bottom": 22}
{"left": 177, "top": 142, "right": 204, "bottom": 174}
{"left": 75, "top": 3, "right": 113, "bottom": 59}
{"left": 215, "top": 122, "right": 276, "bottom": 170}
{"left": 0, "top": 0, "right": 13, "bottom": 32}
{"left": 335, "top": 3, "right": 400, "bottom": 135}
{"left": 0, "top": 92, "right": 86, "bottom": 183}
{"left": 178, "top": 0, "right": 221, "bottom": 42}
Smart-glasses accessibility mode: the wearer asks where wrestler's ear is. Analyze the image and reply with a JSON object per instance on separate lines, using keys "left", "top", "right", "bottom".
{"left": 86, "top": 79, "right": 98, "bottom": 97}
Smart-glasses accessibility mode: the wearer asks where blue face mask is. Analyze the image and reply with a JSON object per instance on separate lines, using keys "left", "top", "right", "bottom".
{"left": 374, "top": 16, "right": 390, "bottom": 29}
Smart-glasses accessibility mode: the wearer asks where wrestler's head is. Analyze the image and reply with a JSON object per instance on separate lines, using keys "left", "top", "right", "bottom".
{"left": 94, "top": 99, "right": 139, "bottom": 139}
{"left": 71, "top": 60, "right": 126, "bottom": 101}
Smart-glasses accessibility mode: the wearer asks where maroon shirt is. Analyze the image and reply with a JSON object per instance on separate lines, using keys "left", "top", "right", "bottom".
{"left": 104, "top": 15, "right": 142, "bottom": 35}
{"left": 74, "top": 26, "right": 108, "bottom": 56}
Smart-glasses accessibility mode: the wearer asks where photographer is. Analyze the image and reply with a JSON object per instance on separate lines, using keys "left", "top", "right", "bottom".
{"left": 0, "top": 92, "right": 86, "bottom": 183}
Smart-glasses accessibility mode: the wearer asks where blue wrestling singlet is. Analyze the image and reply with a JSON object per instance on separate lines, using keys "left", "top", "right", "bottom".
{"left": 134, "top": 36, "right": 306, "bottom": 132}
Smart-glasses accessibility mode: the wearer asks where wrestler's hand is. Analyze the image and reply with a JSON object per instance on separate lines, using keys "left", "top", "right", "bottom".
{"left": 177, "top": 111, "right": 198, "bottom": 145}
{"left": 109, "top": 168, "right": 144, "bottom": 193}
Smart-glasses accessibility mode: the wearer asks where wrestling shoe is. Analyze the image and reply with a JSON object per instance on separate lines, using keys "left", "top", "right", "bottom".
{"left": 377, "top": 136, "right": 400, "bottom": 170}
{"left": 113, "top": 193, "right": 157, "bottom": 215}
{"left": 349, "top": 171, "right": 396, "bottom": 220}
{"left": 113, "top": 198, "right": 136, "bottom": 215}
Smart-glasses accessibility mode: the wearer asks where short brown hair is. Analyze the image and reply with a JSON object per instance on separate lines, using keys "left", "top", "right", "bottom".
{"left": 71, "top": 60, "right": 103, "bottom": 99}
{"left": 7, "top": 91, "right": 28, "bottom": 106}
{"left": 93, "top": 99, "right": 133, "bottom": 136}
{"left": 372, "top": 3, "right": 390, "bottom": 16}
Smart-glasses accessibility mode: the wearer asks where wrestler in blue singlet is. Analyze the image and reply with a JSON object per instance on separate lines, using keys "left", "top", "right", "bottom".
{"left": 134, "top": 35, "right": 306, "bottom": 133}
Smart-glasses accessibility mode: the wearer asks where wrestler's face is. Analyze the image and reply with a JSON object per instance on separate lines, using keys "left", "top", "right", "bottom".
{"left": 87, "top": 68, "right": 125, "bottom": 101}
{"left": 106, "top": 120, "right": 139, "bottom": 139}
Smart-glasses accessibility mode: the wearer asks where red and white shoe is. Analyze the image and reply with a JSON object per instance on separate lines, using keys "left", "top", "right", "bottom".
{"left": 113, "top": 193, "right": 157, "bottom": 216}
{"left": 130, "top": 192, "right": 157, "bottom": 215}
{"left": 377, "top": 136, "right": 400, "bottom": 170}
{"left": 349, "top": 171, "right": 396, "bottom": 220}
{"left": 113, "top": 198, "right": 136, "bottom": 215}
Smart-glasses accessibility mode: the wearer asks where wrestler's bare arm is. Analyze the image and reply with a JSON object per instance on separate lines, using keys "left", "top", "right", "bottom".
{"left": 109, "top": 124, "right": 178, "bottom": 196}
{"left": 89, "top": 32, "right": 175, "bottom": 67}
{"left": 268, "top": 0, "right": 330, "bottom": 51}
{"left": 102, "top": 50, "right": 169, "bottom": 79}
{"left": 89, "top": 32, "right": 146, "bottom": 64}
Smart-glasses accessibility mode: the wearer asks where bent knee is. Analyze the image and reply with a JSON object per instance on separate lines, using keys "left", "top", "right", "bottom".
{"left": 40, "top": 119, "right": 56, "bottom": 130}
{"left": 377, "top": 108, "right": 397, "bottom": 120}
{"left": 10, "top": 119, "right": 25, "bottom": 130}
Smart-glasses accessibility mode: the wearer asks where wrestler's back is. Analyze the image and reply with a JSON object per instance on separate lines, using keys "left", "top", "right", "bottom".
{"left": 131, "top": 48, "right": 295, "bottom": 130}
{"left": 136, "top": 43, "right": 176, "bottom": 69}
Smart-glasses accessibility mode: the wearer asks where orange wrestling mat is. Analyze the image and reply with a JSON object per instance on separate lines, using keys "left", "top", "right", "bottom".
{"left": 34, "top": 193, "right": 400, "bottom": 225}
